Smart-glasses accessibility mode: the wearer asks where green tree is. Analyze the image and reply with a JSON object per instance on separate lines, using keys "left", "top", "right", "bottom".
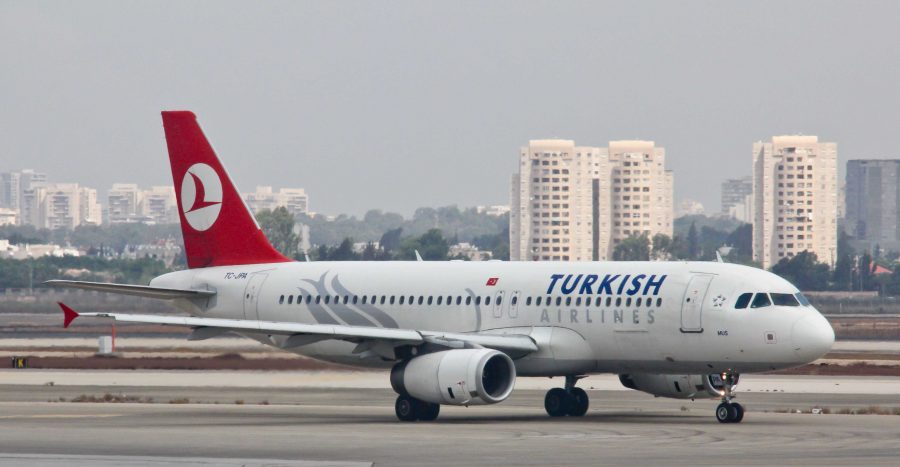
{"left": 398, "top": 229, "right": 449, "bottom": 260}
{"left": 613, "top": 234, "right": 651, "bottom": 261}
{"left": 651, "top": 233, "right": 672, "bottom": 260}
{"left": 255, "top": 207, "right": 298, "bottom": 257}
{"left": 832, "top": 229, "right": 854, "bottom": 291}
{"left": 770, "top": 251, "right": 830, "bottom": 290}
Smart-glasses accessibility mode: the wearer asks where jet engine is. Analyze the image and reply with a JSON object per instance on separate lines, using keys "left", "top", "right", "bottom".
{"left": 618, "top": 373, "right": 733, "bottom": 399}
{"left": 391, "top": 348, "right": 516, "bottom": 406}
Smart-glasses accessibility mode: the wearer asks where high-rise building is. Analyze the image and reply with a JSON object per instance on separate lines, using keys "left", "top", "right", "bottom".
{"left": 139, "top": 186, "right": 178, "bottom": 224}
{"left": 0, "top": 172, "right": 21, "bottom": 210}
{"left": 107, "top": 183, "right": 142, "bottom": 224}
{"left": 752, "top": 136, "right": 838, "bottom": 268}
{"left": 244, "top": 186, "right": 310, "bottom": 218}
{"left": 510, "top": 139, "right": 673, "bottom": 261}
{"left": 721, "top": 177, "right": 753, "bottom": 217}
{"left": 845, "top": 159, "right": 900, "bottom": 250}
{"left": 19, "top": 183, "right": 101, "bottom": 229}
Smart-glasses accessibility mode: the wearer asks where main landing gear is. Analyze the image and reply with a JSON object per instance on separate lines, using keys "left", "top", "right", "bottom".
{"left": 544, "top": 375, "right": 589, "bottom": 417}
{"left": 715, "top": 371, "right": 744, "bottom": 423}
{"left": 395, "top": 394, "right": 440, "bottom": 422}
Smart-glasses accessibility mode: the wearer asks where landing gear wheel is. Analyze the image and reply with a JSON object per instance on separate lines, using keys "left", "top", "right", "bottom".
{"left": 715, "top": 402, "right": 744, "bottom": 423}
{"left": 395, "top": 395, "right": 418, "bottom": 422}
{"left": 732, "top": 402, "right": 744, "bottom": 423}
{"left": 544, "top": 388, "right": 570, "bottom": 417}
{"left": 417, "top": 401, "right": 440, "bottom": 421}
{"left": 715, "top": 403, "right": 732, "bottom": 423}
{"left": 567, "top": 387, "right": 589, "bottom": 417}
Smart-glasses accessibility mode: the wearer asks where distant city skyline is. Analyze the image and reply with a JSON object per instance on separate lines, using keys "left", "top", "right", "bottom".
{"left": 2, "top": 2, "right": 899, "bottom": 216}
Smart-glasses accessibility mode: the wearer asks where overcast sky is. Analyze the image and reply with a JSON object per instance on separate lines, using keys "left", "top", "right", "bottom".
{"left": 2, "top": 1, "right": 898, "bottom": 216}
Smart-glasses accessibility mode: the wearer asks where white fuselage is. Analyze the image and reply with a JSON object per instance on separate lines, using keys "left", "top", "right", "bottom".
{"left": 151, "top": 260, "right": 834, "bottom": 376}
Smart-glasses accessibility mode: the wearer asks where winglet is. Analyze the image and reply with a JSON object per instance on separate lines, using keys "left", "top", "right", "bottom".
{"left": 415, "top": 250, "right": 423, "bottom": 261}
{"left": 58, "top": 302, "right": 79, "bottom": 328}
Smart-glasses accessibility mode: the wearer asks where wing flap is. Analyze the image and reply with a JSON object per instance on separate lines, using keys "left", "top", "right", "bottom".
{"left": 45, "top": 280, "right": 215, "bottom": 299}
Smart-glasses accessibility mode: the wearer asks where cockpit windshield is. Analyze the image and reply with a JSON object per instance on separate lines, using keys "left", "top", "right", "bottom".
{"left": 750, "top": 293, "right": 771, "bottom": 308}
{"left": 795, "top": 292, "right": 811, "bottom": 306}
{"left": 771, "top": 293, "right": 800, "bottom": 306}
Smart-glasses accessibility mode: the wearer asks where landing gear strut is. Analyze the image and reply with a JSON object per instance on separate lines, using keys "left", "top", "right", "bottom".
{"left": 395, "top": 394, "right": 440, "bottom": 422}
{"left": 544, "top": 375, "right": 589, "bottom": 417}
{"left": 715, "top": 371, "right": 744, "bottom": 423}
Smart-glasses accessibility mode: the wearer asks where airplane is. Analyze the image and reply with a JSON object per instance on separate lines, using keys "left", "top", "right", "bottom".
{"left": 49, "top": 111, "right": 835, "bottom": 424}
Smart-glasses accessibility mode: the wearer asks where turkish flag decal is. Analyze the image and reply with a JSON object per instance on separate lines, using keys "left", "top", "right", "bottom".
{"left": 486, "top": 277, "right": 499, "bottom": 286}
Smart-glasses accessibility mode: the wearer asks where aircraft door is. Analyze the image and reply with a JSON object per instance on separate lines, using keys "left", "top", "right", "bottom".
{"left": 509, "top": 291, "right": 520, "bottom": 319}
{"left": 492, "top": 290, "right": 505, "bottom": 319}
{"left": 243, "top": 273, "right": 268, "bottom": 321}
{"left": 680, "top": 274, "right": 713, "bottom": 333}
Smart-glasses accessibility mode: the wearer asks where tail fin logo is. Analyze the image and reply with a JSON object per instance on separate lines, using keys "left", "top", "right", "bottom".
{"left": 180, "top": 163, "right": 222, "bottom": 231}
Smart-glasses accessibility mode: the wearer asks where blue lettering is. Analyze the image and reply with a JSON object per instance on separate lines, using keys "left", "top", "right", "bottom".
{"left": 579, "top": 274, "right": 598, "bottom": 295}
{"left": 598, "top": 274, "right": 620, "bottom": 295}
{"left": 626, "top": 274, "right": 646, "bottom": 296}
{"left": 547, "top": 274, "right": 564, "bottom": 294}
{"left": 561, "top": 274, "right": 583, "bottom": 295}
{"left": 616, "top": 275, "right": 631, "bottom": 295}
{"left": 642, "top": 274, "right": 667, "bottom": 296}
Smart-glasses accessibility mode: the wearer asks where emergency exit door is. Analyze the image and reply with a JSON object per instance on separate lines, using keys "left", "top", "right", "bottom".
{"left": 680, "top": 274, "right": 713, "bottom": 333}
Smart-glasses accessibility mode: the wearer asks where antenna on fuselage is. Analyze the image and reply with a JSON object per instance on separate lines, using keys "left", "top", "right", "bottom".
{"left": 415, "top": 250, "right": 424, "bottom": 261}
{"left": 304, "top": 253, "right": 311, "bottom": 262}
{"left": 715, "top": 251, "right": 726, "bottom": 263}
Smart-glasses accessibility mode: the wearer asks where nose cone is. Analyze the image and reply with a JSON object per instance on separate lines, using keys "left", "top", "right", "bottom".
{"left": 791, "top": 314, "right": 835, "bottom": 363}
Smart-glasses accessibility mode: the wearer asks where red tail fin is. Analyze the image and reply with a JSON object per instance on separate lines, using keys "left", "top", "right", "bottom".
{"left": 161, "top": 111, "right": 291, "bottom": 268}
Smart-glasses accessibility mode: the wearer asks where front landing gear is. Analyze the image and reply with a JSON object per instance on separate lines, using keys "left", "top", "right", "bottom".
{"left": 544, "top": 375, "right": 589, "bottom": 417}
{"left": 715, "top": 371, "right": 744, "bottom": 423}
{"left": 395, "top": 395, "right": 440, "bottom": 422}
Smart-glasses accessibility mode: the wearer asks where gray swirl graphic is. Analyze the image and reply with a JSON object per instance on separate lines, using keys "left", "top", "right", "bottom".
{"left": 331, "top": 275, "right": 399, "bottom": 328}
{"left": 301, "top": 272, "right": 376, "bottom": 327}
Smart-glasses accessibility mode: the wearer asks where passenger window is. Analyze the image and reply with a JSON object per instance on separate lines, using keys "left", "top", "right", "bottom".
{"left": 334, "top": 295, "right": 340, "bottom": 304}
{"left": 795, "top": 293, "right": 811, "bottom": 306}
{"left": 446, "top": 295, "right": 452, "bottom": 305}
{"left": 771, "top": 293, "right": 800, "bottom": 306}
{"left": 555, "top": 297, "right": 562, "bottom": 306}
{"left": 408, "top": 295, "right": 414, "bottom": 304}
{"left": 626, "top": 297, "right": 632, "bottom": 307}
{"left": 526, "top": 297, "right": 532, "bottom": 306}
{"left": 466, "top": 296, "right": 472, "bottom": 305}
{"left": 427, "top": 296, "right": 433, "bottom": 305}
{"left": 510, "top": 296, "right": 516, "bottom": 306}
{"left": 575, "top": 297, "right": 581, "bottom": 306}
{"left": 306, "top": 295, "right": 312, "bottom": 304}
{"left": 565, "top": 297, "right": 571, "bottom": 306}
{"left": 485, "top": 297, "right": 491, "bottom": 306}
{"left": 436, "top": 296, "right": 442, "bottom": 305}
{"left": 595, "top": 297, "right": 602, "bottom": 307}
{"left": 751, "top": 293, "right": 772, "bottom": 308}
{"left": 361, "top": 296, "right": 367, "bottom": 305}
{"left": 324, "top": 296, "right": 331, "bottom": 304}
{"left": 536, "top": 297, "right": 542, "bottom": 306}
{"left": 475, "top": 297, "right": 481, "bottom": 305}
{"left": 456, "top": 296, "right": 462, "bottom": 305}
{"left": 497, "top": 296, "right": 502, "bottom": 305}
{"left": 615, "top": 297, "right": 622, "bottom": 306}
{"left": 636, "top": 297, "right": 642, "bottom": 307}
{"left": 734, "top": 293, "right": 752, "bottom": 309}
{"left": 646, "top": 298, "right": 652, "bottom": 308}
{"left": 656, "top": 297, "right": 662, "bottom": 307}
{"left": 399, "top": 296, "right": 405, "bottom": 305}
{"left": 288, "top": 295, "right": 294, "bottom": 305}
{"left": 606, "top": 297, "right": 612, "bottom": 307}
{"left": 352, "top": 296, "right": 358, "bottom": 305}
{"left": 279, "top": 295, "right": 284, "bottom": 304}
{"left": 315, "top": 295, "right": 321, "bottom": 304}
{"left": 343, "top": 295, "right": 349, "bottom": 305}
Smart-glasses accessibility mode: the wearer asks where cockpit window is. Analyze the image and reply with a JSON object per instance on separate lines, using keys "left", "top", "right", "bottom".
{"left": 734, "top": 293, "right": 752, "bottom": 309}
{"left": 771, "top": 293, "right": 800, "bottom": 306}
{"left": 750, "top": 293, "right": 771, "bottom": 308}
{"left": 795, "top": 292, "right": 811, "bottom": 306}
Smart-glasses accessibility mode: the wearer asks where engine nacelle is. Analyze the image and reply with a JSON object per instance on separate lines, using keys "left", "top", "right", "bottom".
{"left": 391, "top": 349, "right": 516, "bottom": 406}
{"left": 619, "top": 373, "right": 733, "bottom": 399}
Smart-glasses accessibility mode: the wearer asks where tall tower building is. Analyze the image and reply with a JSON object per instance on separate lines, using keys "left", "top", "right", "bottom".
{"left": 845, "top": 159, "right": 900, "bottom": 250}
{"left": 752, "top": 136, "right": 838, "bottom": 268}
{"left": 510, "top": 139, "right": 673, "bottom": 262}
{"left": 721, "top": 176, "right": 753, "bottom": 218}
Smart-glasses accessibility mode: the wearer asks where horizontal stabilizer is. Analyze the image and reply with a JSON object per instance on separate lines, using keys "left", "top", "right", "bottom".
{"left": 45, "top": 280, "right": 215, "bottom": 300}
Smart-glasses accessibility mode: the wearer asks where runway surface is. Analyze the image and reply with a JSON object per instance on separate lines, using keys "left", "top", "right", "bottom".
{"left": 1, "top": 378, "right": 899, "bottom": 466}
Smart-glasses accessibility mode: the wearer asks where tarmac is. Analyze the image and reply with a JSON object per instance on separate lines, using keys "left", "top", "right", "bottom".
{"left": 0, "top": 372, "right": 899, "bottom": 465}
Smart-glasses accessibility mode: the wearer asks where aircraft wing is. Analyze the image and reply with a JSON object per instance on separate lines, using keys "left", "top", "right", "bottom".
{"left": 57, "top": 303, "right": 538, "bottom": 355}
{"left": 45, "top": 280, "right": 215, "bottom": 300}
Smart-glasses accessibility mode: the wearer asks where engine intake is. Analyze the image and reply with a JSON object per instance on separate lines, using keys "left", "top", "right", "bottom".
{"left": 391, "top": 349, "right": 516, "bottom": 405}
{"left": 619, "top": 373, "right": 731, "bottom": 399}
